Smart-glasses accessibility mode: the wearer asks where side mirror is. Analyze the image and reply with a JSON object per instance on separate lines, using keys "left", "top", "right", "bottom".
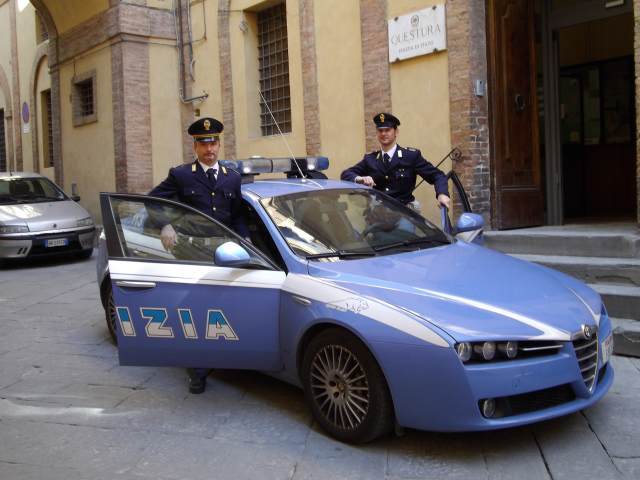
{"left": 71, "top": 195, "right": 81, "bottom": 202}
{"left": 456, "top": 213, "right": 484, "bottom": 233}
{"left": 214, "top": 241, "right": 251, "bottom": 267}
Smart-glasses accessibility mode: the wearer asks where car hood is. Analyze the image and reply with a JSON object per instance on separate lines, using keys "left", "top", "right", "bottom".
{"left": 0, "top": 201, "right": 91, "bottom": 231}
{"left": 307, "top": 241, "right": 602, "bottom": 342}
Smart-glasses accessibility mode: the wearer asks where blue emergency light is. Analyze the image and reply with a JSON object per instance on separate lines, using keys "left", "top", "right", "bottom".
{"left": 220, "top": 156, "right": 329, "bottom": 177}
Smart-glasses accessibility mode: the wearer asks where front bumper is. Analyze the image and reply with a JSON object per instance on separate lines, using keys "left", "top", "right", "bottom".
{"left": 374, "top": 320, "right": 614, "bottom": 432}
{"left": 0, "top": 227, "right": 95, "bottom": 258}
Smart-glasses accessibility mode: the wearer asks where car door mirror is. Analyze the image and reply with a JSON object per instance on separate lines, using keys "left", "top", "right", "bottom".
{"left": 215, "top": 241, "right": 251, "bottom": 267}
{"left": 456, "top": 212, "right": 484, "bottom": 233}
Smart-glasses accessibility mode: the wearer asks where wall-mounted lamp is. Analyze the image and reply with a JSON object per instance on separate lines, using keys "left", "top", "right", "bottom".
{"left": 239, "top": 20, "right": 249, "bottom": 33}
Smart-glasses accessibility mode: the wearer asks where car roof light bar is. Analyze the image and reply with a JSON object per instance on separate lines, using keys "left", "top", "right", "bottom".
{"left": 221, "top": 156, "right": 328, "bottom": 175}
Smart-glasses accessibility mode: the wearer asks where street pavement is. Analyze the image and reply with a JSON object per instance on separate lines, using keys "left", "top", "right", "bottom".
{"left": 1, "top": 255, "right": 639, "bottom": 480}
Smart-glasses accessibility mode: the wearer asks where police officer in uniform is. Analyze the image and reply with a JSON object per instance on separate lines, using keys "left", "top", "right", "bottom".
{"left": 341, "top": 113, "right": 451, "bottom": 212}
{"left": 149, "top": 116, "right": 248, "bottom": 394}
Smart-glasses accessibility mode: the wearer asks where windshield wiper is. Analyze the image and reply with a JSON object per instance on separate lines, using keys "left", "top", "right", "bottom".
{"left": 306, "top": 250, "right": 377, "bottom": 260}
{"left": 373, "top": 236, "right": 449, "bottom": 253}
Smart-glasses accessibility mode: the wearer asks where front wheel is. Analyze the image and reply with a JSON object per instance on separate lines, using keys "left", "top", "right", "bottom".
{"left": 301, "top": 328, "right": 394, "bottom": 443}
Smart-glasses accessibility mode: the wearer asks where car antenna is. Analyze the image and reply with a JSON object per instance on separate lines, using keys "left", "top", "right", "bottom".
{"left": 258, "top": 89, "right": 306, "bottom": 180}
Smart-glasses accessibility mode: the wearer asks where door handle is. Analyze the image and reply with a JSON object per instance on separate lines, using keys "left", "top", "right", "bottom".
{"left": 115, "top": 280, "right": 157, "bottom": 289}
{"left": 514, "top": 93, "right": 526, "bottom": 112}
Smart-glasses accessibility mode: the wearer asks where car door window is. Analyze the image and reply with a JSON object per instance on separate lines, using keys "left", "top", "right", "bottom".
{"left": 108, "top": 196, "right": 269, "bottom": 266}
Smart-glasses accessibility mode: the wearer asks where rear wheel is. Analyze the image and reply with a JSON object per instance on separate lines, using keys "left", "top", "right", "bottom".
{"left": 103, "top": 281, "right": 118, "bottom": 344}
{"left": 301, "top": 328, "right": 394, "bottom": 443}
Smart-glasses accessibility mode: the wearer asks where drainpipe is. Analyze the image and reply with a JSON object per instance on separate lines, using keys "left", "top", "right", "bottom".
{"left": 173, "top": 0, "right": 208, "bottom": 103}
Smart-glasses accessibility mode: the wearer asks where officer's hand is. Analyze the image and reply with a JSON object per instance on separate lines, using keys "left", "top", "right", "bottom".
{"left": 437, "top": 194, "right": 451, "bottom": 210}
{"left": 356, "top": 176, "right": 376, "bottom": 187}
{"left": 160, "top": 224, "right": 177, "bottom": 252}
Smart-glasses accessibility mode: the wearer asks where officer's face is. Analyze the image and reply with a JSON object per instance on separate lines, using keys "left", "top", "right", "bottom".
{"left": 194, "top": 139, "right": 220, "bottom": 166}
{"left": 376, "top": 127, "right": 397, "bottom": 149}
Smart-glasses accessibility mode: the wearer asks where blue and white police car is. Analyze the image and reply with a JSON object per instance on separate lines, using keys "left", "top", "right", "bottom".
{"left": 97, "top": 157, "right": 613, "bottom": 443}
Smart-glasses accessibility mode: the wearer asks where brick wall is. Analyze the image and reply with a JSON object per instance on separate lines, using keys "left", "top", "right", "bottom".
{"left": 446, "top": 0, "right": 492, "bottom": 225}
{"left": 300, "top": 0, "right": 321, "bottom": 156}
{"left": 218, "top": 1, "right": 236, "bottom": 160}
{"left": 360, "top": 0, "right": 392, "bottom": 153}
{"left": 112, "top": 40, "right": 153, "bottom": 193}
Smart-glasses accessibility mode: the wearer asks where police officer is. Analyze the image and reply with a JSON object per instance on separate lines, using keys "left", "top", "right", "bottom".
{"left": 149, "top": 116, "right": 248, "bottom": 394}
{"left": 341, "top": 113, "right": 451, "bottom": 211}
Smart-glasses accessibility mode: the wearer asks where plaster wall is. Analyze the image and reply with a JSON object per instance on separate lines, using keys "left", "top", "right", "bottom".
{"left": 314, "top": 0, "right": 366, "bottom": 179}
{"left": 59, "top": 45, "right": 115, "bottom": 220}
{"left": 149, "top": 43, "right": 183, "bottom": 185}
{"left": 387, "top": 0, "right": 452, "bottom": 225}
{"left": 45, "top": 0, "right": 109, "bottom": 35}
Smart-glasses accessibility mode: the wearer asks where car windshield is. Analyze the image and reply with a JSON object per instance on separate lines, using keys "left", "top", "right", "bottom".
{"left": 261, "top": 188, "right": 450, "bottom": 261}
{"left": 0, "top": 177, "right": 67, "bottom": 204}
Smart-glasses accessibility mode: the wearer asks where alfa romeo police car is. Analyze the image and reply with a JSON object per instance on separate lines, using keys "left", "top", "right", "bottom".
{"left": 97, "top": 157, "right": 613, "bottom": 443}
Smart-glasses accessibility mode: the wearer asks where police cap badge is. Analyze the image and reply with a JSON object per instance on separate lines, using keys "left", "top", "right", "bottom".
{"left": 188, "top": 117, "right": 224, "bottom": 142}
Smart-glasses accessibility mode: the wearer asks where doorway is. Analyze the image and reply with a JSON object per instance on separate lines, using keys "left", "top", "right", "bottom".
{"left": 545, "top": 1, "right": 636, "bottom": 223}
{"left": 557, "top": 17, "right": 636, "bottom": 219}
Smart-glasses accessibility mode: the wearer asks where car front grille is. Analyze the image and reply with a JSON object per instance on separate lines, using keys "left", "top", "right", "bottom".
{"left": 573, "top": 332, "right": 599, "bottom": 391}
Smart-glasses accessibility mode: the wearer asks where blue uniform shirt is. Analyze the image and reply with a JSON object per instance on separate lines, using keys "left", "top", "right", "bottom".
{"left": 149, "top": 160, "right": 249, "bottom": 238}
{"left": 341, "top": 145, "right": 449, "bottom": 205}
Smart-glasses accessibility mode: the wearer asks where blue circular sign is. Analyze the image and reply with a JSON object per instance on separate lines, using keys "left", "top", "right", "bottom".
{"left": 22, "top": 102, "right": 30, "bottom": 123}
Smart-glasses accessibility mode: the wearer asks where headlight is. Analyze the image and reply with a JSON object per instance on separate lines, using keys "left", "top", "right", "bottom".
{"left": 456, "top": 342, "right": 472, "bottom": 362}
{"left": 0, "top": 225, "right": 29, "bottom": 234}
{"left": 77, "top": 217, "right": 94, "bottom": 227}
{"left": 455, "top": 340, "right": 522, "bottom": 363}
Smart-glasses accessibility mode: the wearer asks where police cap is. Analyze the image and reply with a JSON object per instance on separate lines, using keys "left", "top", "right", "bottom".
{"left": 188, "top": 117, "right": 224, "bottom": 142}
{"left": 373, "top": 112, "right": 400, "bottom": 129}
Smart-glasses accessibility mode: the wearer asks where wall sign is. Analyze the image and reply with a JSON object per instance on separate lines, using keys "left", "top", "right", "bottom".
{"left": 388, "top": 5, "right": 447, "bottom": 63}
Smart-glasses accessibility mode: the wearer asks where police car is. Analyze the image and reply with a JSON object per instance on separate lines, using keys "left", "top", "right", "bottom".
{"left": 96, "top": 157, "right": 613, "bottom": 443}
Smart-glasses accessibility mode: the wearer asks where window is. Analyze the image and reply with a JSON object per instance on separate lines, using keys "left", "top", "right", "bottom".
{"left": 257, "top": 3, "right": 291, "bottom": 136}
{"left": 0, "top": 109, "right": 6, "bottom": 172}
{"left": 109, "top": 196, "right": 271, "bottom": 268}
{"left": 72, "top": 71, "right": 97, "bottom": 127}
{"left": 41, "top": 90, "right": 54, "bottom": 168}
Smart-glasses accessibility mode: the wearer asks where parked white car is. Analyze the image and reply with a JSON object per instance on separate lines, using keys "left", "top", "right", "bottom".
{"left": 0, "top": 172, "right": 95, "bottom": 262}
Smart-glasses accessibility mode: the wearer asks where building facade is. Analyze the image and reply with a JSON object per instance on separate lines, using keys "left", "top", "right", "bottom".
{"left": 1, "top": 0, "right": 638, "bottom": 228}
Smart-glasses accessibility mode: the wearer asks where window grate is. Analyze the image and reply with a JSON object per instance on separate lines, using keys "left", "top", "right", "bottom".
{"left": 0, "top": 109, "right": 6, "bottom": 171}
{"left": 257, "top": 3, "right": 291, "bottom": 136}
{"left": 77, "top": 80, "right": 94, "bottom": 117}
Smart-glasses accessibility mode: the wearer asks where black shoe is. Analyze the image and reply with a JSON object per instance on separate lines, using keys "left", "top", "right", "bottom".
{"left": 189, "top": 376, "right": 206, "bottom": 394}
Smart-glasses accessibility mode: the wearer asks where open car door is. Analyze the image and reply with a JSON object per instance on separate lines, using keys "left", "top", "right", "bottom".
{"left": 439, "top": 171, "right": 484, "bottom": 245}
{"left": 100, "top": 193, "right": 286, "bottom": 370}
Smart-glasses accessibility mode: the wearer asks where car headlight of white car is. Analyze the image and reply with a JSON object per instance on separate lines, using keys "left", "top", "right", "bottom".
{"left": 77, "top": 217, "right": 94, "bottom": 228}
{"left": 0, "top": 224, "right": 30, "bottom": 234}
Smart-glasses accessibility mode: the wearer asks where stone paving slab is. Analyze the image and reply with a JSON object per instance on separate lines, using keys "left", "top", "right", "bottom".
{"left": 1, "top": 256, "right": 640, "bottom": 479}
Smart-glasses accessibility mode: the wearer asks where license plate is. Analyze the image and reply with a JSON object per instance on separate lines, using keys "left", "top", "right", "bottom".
{"left": 46, "top": 238, "right": 68, "bottom": 248}
{"left": 601, "top": 333, "right": 614, "bottom": 365}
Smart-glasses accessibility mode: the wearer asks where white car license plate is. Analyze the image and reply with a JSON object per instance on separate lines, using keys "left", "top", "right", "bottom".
{"left": 46, "top": 238, "right": 68, "bottom": 248}
{"left": 601, "top": 333, "right": 614, "bottom": 365}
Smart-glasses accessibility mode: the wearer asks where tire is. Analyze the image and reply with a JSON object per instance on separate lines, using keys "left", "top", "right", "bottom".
{"left": 77, "top": 248, "right": 93, "bottom": 260}
{"left": 103, "top": 281, "right": 118, "bottom": 344}
{"left": 301, "top": 328, "right": 394, "bottom": 443}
